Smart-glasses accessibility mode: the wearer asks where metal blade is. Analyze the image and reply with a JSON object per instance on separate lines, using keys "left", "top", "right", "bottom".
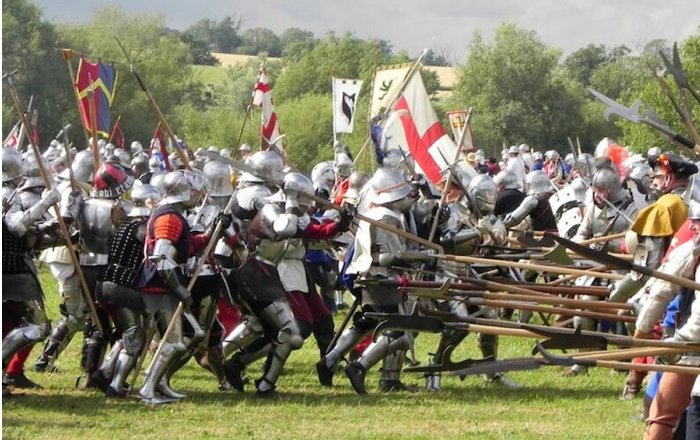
{"left": 403, "top": 345, "right": 482, "bottom": 373}
{"left": 543, "top": 245, "right": 574, "bottom": 265}
{"left": 369, "top": 314, "right": 445, "bottom": 339}
{"left": 516, "top": 233, "right": 555, "bottom": 248}
{"left": 535, "top": 342, "right": 594, "bottom": 368}
{"left": 588, "top": 87, "right": 642, "bottom": 123}
{"left": 447, "top": 357, "right": 544, "bottom": 377}
{"left": 521, "top": 323, "right": 607, "bottom": 351}
{"left": 546, "top": 232, "right": 633, "bottom": 271}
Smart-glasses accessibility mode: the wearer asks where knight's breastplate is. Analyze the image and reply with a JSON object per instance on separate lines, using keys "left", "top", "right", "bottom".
{"left": 79, "top": 198, "right": 123, "bottom": 255}
{"left": 2, "top": 220, "right": 31, "bottom": 274}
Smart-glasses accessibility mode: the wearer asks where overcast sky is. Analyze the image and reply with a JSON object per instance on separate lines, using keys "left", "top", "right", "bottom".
{"left": 33, "top": 0, "right": 700, "bottom": 61}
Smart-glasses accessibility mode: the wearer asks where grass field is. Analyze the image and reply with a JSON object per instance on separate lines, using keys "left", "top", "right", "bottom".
{"left": 2, "top": 267, "right": 645, "bottom": 440}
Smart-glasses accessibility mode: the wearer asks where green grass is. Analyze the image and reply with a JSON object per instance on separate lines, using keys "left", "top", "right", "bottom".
{"left": 3, "top": 267, "right": 644, "bottom": 439}
{"left": 192, "top": 65, "right": 229, "bottom": 87}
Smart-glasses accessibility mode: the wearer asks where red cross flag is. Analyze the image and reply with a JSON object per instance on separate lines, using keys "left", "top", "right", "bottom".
{"left": 252, "top": 65, "right": 283, "bottom": 153}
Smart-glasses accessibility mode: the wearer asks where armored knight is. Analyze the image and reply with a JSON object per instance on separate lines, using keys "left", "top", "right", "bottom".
{"left": 221, "top": 151, "right": 305, "bottom": 397}
{"left": 2, "top": 148, "right": 61, "bottom": 395}
{"left": 426, "top": 174, "right": 516, "bottom": 391}
{"left": 317, "top": 168, "right": 421, "bottom": 394}
{"left": 90, "top": 184, "right": 162, "bottom": 397}
{"left": 502, "top": 170, "right": 557, "bottom": 232}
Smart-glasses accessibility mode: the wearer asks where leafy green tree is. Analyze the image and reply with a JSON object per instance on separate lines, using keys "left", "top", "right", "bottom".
{"left": 184, "top": 16, "right": 243, "bottom": 53}
{"left": 280, "top": 28, "right": 318, "bottom": 61}
{"left": 238, "top": 28, "right": 282, "bottom": 57}
{"left": 451, "top": 23, "right": 583, "bottom": 155}
{"left": 180, "top": 32, "right": 220, "bottom": 66}
{"left": 2, "top": 0, "right": 74, "bottom": 145}
{"left": 59, "top": 6, "right": 202, "bottom": 145}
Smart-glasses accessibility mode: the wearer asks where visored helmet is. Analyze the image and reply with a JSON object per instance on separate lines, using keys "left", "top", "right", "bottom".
{"left": 311, "top": 161, "right": 335, "bottom": 192}
{"left": 466, "top": 174, "right": 497, "bottom": 215}
{"left": 19, "top": 152, "right": 49, "bottom": 190}
{"left": 92, "top": 162, "right": 135, "bottom": 198}
{"left": 113, "top": 148, "right": 131, "bottom": 166}
{"left": 526, "top": 170, "right": 553, "bottom": 195}
{"left": 2, "top": 147, "right": 25, "bottom": 183}
{"left": 344, "top": 171, "right": 370, "bottom": 204}
{"left": 203, "top": 160, "right": 233, "bottom": 197}
{"left": 371, "top": 168, "right": 414, "bottom": 205}
{"left": 128, "top": 184, "right": 162, "bottom": 217}
{"left": 130, "top": 141, "right": 144, "bottom": 156}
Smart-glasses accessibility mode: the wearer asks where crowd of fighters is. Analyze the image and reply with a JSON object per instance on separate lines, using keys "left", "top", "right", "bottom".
{"left": 3, "top": 134, "right": 700, "bottom": 439}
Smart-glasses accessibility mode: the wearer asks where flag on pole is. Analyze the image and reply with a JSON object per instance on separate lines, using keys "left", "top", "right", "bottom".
{"left": 75, "top": 56, "right": 118, "bottom": 137}
{"left": 3, "top": 122, "right": 20, "bottom": 149}
{"left": 252, "top": 65, "right": 283, "bottom": 152}
{"left": 109, "top": 116, "right": 125, "bottom": 149}
{"left": 447, "top": 110, "right": 476, "bottom": 153}
{"left": 369, "top": 64, "right": 412, "bottom": 118}
{"left": 332, "top": 78, "right": 363, "bottom": 134}
{"left": 149, "top": 123, "right": 170, "bottom": 170}
{"left": 382, "top": 71, "right": 475, "bottom": 185}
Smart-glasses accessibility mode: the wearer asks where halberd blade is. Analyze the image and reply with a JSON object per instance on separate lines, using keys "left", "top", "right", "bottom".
{"left": 448, "top": 357, "right": 544, "bottom": 377}
{"left": 545, "top": 232, "right": 632, "bottom": 271}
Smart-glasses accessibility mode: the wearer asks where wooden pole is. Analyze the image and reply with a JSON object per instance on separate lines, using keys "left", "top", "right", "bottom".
{"left": 61, "top": 50, "right": 92, "bottom": 146}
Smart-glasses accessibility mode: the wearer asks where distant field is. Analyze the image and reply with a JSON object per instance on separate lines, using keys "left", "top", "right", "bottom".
{"left": 192, "top": 64, "right": 230, "bottom": 87}
{"left": 2, "top": 267, "right": 646, "bottom": 440}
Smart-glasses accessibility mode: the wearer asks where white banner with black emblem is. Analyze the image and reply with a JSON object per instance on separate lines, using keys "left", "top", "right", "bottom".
{"left": 332, "top": 78, "right": 363, "bottom": 134}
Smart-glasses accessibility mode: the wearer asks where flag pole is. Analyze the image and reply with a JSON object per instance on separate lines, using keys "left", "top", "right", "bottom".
{"left": 108, "top": 114, "right": 122, "bottom": 145}
{"left": 61, "top": 50, "right": 92, "bottom": 147}
{"left": 331, "top": 75, "right": 337, "bottom": 145}
{"left": 114, "top": 35, "right": 192, "bottom": 171}
{"left": 87, "top": 73, "right": 101, "bottom": 177}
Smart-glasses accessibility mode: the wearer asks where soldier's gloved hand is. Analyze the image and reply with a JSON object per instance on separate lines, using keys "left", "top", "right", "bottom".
{"left": 657, "top": 340, "right": 682, "bottom": 365}
{"left": 438, "top": 205, "right": 451, "bottom": 227}
{"left": 173, "top": 284, "right": 193, "bottom": 309}
{"left": 336, "top": 206, "right": 356, "bottom": 231}
{"left": 60, "top": 190, "right": 83, "bottom": 219}
{"left": 476, "top": 216, "right": 494, "bottom": 235}
{"left": 215, "top": 212, "right": 233, "bottom": 231}
{"left": 40, "top": 187, "right": 61, "bottom": 207}
{"left": 440, "top": 230, "right": 456, "bottom": 253}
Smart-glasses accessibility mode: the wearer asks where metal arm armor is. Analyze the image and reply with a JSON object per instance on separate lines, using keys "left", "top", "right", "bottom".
{"left": 503, "top": 195, "right": 538, "bottom": 228}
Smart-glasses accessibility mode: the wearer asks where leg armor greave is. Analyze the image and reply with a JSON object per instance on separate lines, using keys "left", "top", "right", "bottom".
{"left": 255, "top": 299, "right": 303, "bottom": 392}
{"left": 380, "top": 349, "right": 406, "bottom": 382}
{"left": 222, "top": 315, "right": 263, "bottom": 358}
{"left": 139, "top": 341, "right": 186, "bottom": 403}
{"left": 3, "top": 322, "right": 50, "bottom": 368}
{"left": 478, "top": 333, "right": 499, "bottom": 361}
{"left": 358, "top": 332, "right": 408, "bottom": 371}
{"left": 323, "top": 326, "right": 364, "bottom": 370}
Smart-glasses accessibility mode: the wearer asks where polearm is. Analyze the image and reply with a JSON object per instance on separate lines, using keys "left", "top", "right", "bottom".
{"left": 15, "top": 95, "right": 33, "bottom": 151}
{"left": 3, "top": 71, "right": 104, "bottom": 335}
{"left": 87, "top": 73, "right": 101, "bottom": 177}
{"left": 60, "top": 49, "right": 91, "bottom": 146}
{"left": 114, "top": 35, "right": 192, "bottom": 171}
{"left": 427, "top": 108, "right": 474, "bottom": 243}
{"left": 108, "top": 114, "right": 122, "bottom": 145}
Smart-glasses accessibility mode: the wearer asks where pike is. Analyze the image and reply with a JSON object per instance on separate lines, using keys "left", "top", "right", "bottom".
{"left": 114, "top": 35, "right": 192, "bottom": 171}
{"left": 547, "top": 232, "right": 700, "bottom": 292}
{"left": 660, "top": 42, "right": 700, "bottom": 106}
{"left": 657, "top": 43, "right": 700, "bottom": 146}
{"left": 587, "top": 87, "right": 700, "bottom": 153}
{"left": 446, "top": 343, "right": 700, "bottom": 377}
{"left": 2, "top": 71, "right": 104, "bottom": 335}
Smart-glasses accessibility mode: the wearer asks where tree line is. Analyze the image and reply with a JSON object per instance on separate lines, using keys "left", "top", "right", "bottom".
{"left": 2, "top": 0, "right": 699, "bottom": 172}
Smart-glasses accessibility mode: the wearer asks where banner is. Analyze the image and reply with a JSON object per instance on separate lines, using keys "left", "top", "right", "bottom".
{"left": 382, "top": 71, "right": 475, "bottom": 185}
{"left": 149, "top": 123, "right": 170, "bottom": 170}
{"left": 369, "top": 64, "right": 411, "bottom": 118}
{"left": 252, "top": 65, "right": 283, "bottom": 152}
{"left": 332, "top": 78, "right": 363, "bottom": 134}
{"left": 3, "top": 122, "right": 20, "bottom": 149}
{"left": 109, "top": 116, "right": 125, "bottom": 149}
{"left": 447, "top": 109, "right": 476, "bottom": 153}
{"left": 75, "top": 56, "right": 118, "bottom": 137}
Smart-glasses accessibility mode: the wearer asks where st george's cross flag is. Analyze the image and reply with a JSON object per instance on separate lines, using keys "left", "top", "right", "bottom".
{"left": 252, "top": 65, "right": 283, "bottom": 152}
{"left": 382, "top": 71, "right": 475, "bottom": 185}
{"left": 332, "top": 78, "right": 363, "bottom": 134}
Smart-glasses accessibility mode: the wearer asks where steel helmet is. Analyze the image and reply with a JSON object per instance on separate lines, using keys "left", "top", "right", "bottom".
{"left": 564, "top": 153, "right": 575, "bottom": 166}
{"left": 628, "top": 163, "right": 654, "bottom": 189}
{"left": 131, "top": 154, "right": 149, "bottom": 176}
{"left": 576, "top": 153, "right": 595, "bottom": 177}
{"left": 148, "top": 156, "right": 162, "bottom": 173}
{"left": 240, "top": 150, "right": 284, "bottom": 184}
{"left": 689, "top": 200, "right": 700, "bottom": 221}
{"left": 371, "top": 168, "right": 414, "bottom": 205}
{"left": 2, "top": 147, "right": 25, "bottom": 183}
{"left": 344, "top": 171, "right": 370, "bottom": 204}
{"left": 545, "top": 150, "right": 559, "bottom": 161}
{"left": 58, "top": 149, "right": 94, "bottom": 183}
{"left": 508, "top": 145, "right": 519, "bottom": 155}
{"left": 533, "top": 151, "right": 544, "bottom": 161}
{"left": 239, "top": 143, "right": 252, "bottom": 153}
{"left": 150, "top": 172, "right": 167, "bottom": 194}
{"left": 519, "top": 143, "right": 530, "bottom": 153}
{"left": 128, "top": 184, "right": 162, "bottom": 217}
{"left": 466, "top": 174, "right": 497, "bottom": 215}
{"left": 113, "top": 148, "right": 131, "bottom": 166}
{"left": 169, "top": 151, "right": 184, "bottom": 169}
{"left": 283, "top": 172, "right": 314, "bottom": 206}
{"left": 203, "top": 159, "right": 233, "bottom": 197}
{"left": 162, "top": 170, "right": 202, "bottom": 208}
{"left": 92, "top": 162, "right": 135, "bottom": 198}
{"left": 130, "top": 141, "right": 144, "bottom": 156}
{"left": 311, "top": 161, "right": 335, "bottom": 192}
{"left": 526, "top": 170, "right": 553, "bottom": 195}
{"left": 334, "top": 153, "right": 354, "bottom": 178}
{"left": 19, "top": 152, "right": 49, "bottom": 190}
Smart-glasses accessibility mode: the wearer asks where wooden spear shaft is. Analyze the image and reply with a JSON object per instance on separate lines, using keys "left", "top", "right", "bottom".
{"left": 4, "top": 73, "right": 104, "bottom": 334}
{"left": 463, "top": 297, "right": 635, "bottom": 323}
{"left": 61, "top": 49, "right": 91, "bottom": 146}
